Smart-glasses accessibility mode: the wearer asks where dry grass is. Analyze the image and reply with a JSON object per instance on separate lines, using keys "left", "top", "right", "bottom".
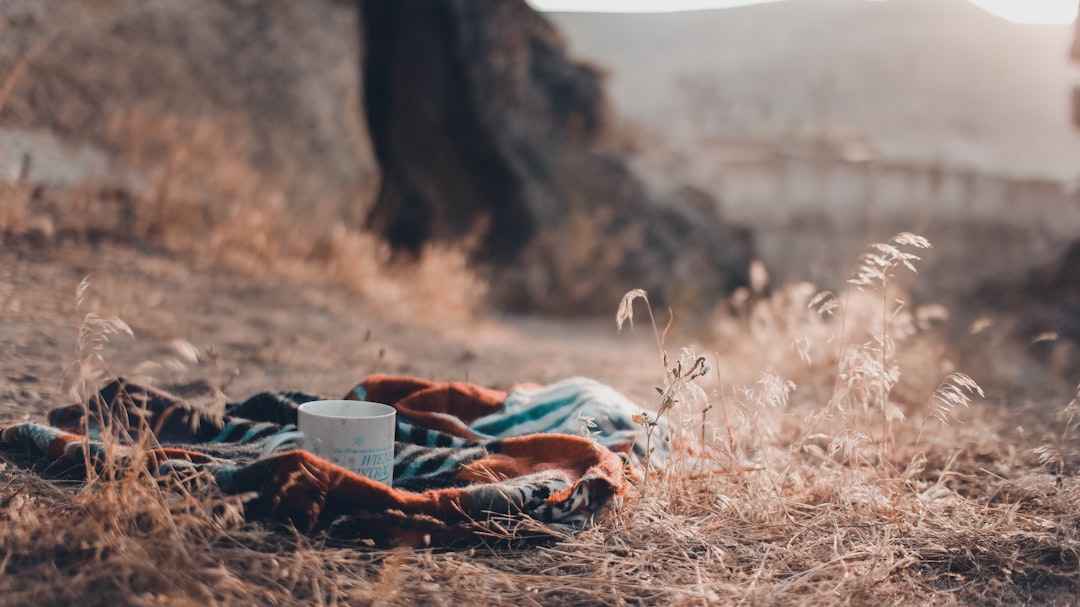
{"left": 1, "top": 94, "right": 1078, "bottom": 603}
{"left": 0, "top": 108, "right": 484, "bottom": 329}
{"left": 2, "top": 220, "right": 1079, "bottom": 606}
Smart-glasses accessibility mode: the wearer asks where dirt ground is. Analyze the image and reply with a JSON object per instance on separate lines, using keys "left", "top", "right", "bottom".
{"left": 0, "top": 237, "right": 667, "bottom": 422}
{"left": 4, "top": 229, "right": 1080, "bottom": 606}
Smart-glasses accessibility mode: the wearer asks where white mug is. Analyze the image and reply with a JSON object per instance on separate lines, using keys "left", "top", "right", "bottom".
{"left": 261, "top": 400, "right": 396, "bottom": 487}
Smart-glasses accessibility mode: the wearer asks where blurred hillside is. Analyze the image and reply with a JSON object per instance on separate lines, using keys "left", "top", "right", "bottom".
{"left": 550, "top": 0, "right": 1080, "bottom": 181}
{"left": 551, "top": 0, "right": 1080, "bottom": 293}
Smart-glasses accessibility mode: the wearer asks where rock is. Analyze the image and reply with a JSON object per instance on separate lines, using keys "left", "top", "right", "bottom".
{"left": 0, "top": 0, "right": 372, "bottom": 201}
{"left": 359, "top": 0, "right": 754, "bottom": 314}
{"left": 971, "top": 238, "right": 1080, "bottom": 382}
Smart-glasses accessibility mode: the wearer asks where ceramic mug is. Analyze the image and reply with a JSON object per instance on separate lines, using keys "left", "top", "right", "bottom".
{"left": 261, "top": 400, "right": 396, "bottom": 487}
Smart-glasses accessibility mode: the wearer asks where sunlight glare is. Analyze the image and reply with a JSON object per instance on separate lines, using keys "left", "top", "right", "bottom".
{"left": 966, "top": 0, "right": 1077, "bottom": 24}
{"left": 527, "top": 0, "right": 783, "bottom": 13}
{"left": 528, "top": 0, "right": 1079, "bottom": 24}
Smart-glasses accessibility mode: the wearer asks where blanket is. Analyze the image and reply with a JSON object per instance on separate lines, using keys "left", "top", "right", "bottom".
{"left": 0, "top": 375, "right": 667, "bottom": 545}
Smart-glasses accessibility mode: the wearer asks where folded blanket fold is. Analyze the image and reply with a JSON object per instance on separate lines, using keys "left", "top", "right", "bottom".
{"left": 1, "top": 375, "right": 667, "bottom": 544}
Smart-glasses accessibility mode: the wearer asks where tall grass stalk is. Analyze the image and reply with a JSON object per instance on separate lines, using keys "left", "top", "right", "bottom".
{"left": 1035, "top": 384, "right": 1080, "bottom": 476}
{"left": 846, "top": 232, "right": 931, "bottom": 460}
{"left": 618, "top": 289, "right": 710, "bottom": 488}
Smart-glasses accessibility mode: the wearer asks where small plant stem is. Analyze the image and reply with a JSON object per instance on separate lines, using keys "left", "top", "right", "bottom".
{"left": 879, "top": 277, "right": 890, "bottom": 460}
{"left": 700, "top": 406, "right": 708, "bottom": 455}
{"left": 643, "top": 426, "right": 653, "bottom": 491}
{"left": 1061, "top": 408, "right": 1075, "bottom": 445}
{"left": 715, "top": 357, "right": 736, "bottom": 468}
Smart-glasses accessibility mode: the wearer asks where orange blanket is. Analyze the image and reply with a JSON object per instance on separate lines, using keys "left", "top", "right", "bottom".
{"left": 1, "top": 375, "right": 648, "bottom": 545}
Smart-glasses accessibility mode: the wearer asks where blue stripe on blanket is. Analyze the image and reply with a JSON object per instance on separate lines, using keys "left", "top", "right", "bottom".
{"left": 468, "top": 377, "right": 667, "bottom": 463}
{"left": 238, "top": 422, "right": 278, "bottom": 443}
{"left": 210, "top": 421, "right": 241, "bottom": 443}
{"left": 398, "top": 417, "right": 470, "bottom": 449}
{"left": 471, "top": 389, "right": 577, "bottom": 436}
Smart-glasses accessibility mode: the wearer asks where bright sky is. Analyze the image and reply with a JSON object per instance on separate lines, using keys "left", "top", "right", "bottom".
{"left": 527, "top": 0, "right": 1079, "bottom": 25}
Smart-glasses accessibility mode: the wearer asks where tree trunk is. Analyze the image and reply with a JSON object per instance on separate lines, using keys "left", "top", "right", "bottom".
{"left": 358, "top": 0, "right": 754, "bottom": 315}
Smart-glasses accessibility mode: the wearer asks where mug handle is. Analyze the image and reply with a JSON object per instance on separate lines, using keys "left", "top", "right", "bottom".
{"left": 261, "top": 430, "right": 304, "bottom": 457}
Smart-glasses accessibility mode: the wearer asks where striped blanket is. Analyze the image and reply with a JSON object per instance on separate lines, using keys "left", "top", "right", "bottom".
{"left": 0, "top": 375, "right": 667, "bottom": 544}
